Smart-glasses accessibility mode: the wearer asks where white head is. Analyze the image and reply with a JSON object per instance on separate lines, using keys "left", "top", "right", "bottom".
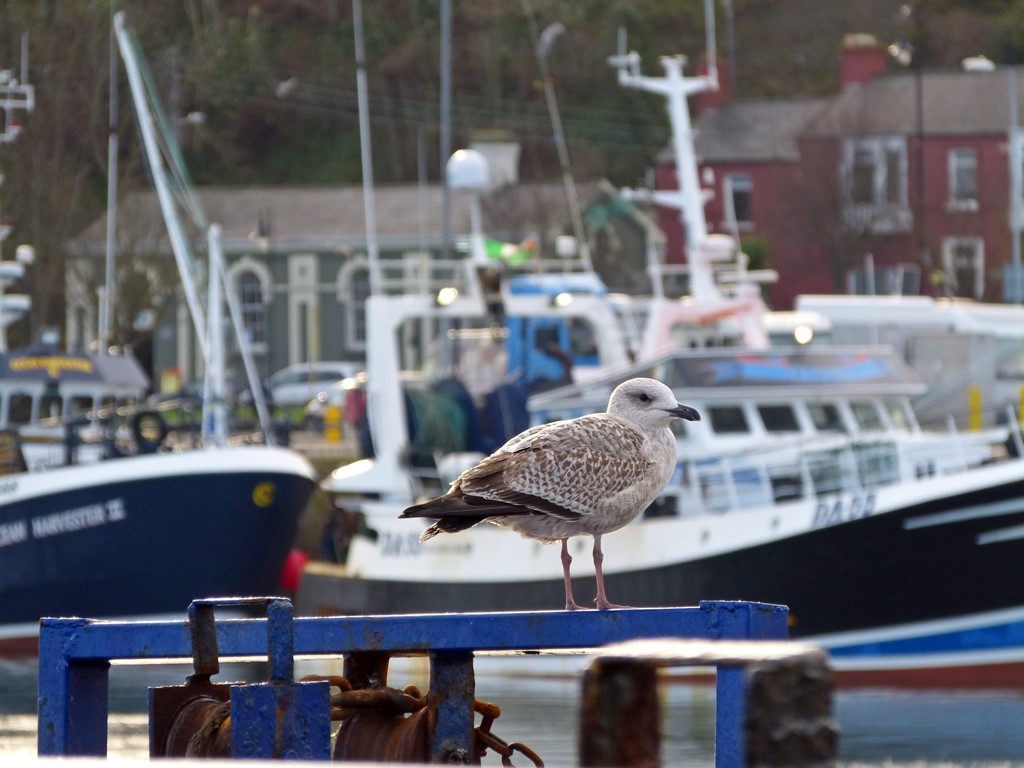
{"left": 607, "top": 378, "right": 700, "bottom": 428}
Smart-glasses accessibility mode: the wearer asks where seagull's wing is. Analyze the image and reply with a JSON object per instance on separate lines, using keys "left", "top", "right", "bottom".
{"left": 458, "top": 414, "right": 652, "bottom": 519}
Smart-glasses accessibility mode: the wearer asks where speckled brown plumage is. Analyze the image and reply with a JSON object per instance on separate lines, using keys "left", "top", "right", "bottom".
{"left": 400, "top": 377, "right": 700, "bottom": 610}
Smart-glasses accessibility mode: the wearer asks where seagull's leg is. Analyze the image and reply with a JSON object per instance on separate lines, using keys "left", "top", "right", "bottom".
{"left": 592, "top": 534, "right": 628, "bottom": 610}
{"left": 561, "top": 538, "right": 586, "bottom": 610}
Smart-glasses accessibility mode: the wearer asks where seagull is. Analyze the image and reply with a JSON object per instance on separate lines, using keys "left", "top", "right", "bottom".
{"left": 399, "top": 377, "right": 700, "bottom": 610}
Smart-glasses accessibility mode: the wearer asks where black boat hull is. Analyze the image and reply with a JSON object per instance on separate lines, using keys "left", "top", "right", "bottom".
{"left": 299, "top": 469, "right": 1024, "bottom": 686}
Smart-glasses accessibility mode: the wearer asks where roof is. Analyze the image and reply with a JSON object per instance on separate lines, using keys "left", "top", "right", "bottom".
{"left": 68, "top": 181, "right": 609, "bottom": 256}
{"left": 689, "top": 99, "right": 828, "bottom": 163}
{"left": 0, "top": 348, "right": 148, "bottom": 388}
{"left": 805, "top": 66, "right": 1024, "bottom": 137}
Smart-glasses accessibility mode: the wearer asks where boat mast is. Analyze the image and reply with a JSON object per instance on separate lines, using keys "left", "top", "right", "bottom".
{"left": 608, "top": 32, "right": 720, "bottom": 301}
{"left": 113, "top": 13, "right": 208, "bottom": 362}
{"left": 608, "top": 0, "right": 775, "bottom": 351}
{"left": 100, "top": 5, "right": 118, "bottom": 355}
{"left": 352, "top": 0, "right": 381, "bottom": 295}
{"left": 113, "top": 12, "right": 275, "bottom": 443}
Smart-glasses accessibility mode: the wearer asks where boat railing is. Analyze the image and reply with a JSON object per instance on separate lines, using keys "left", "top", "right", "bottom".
{"left": 10, "top": 400, "right": 222, "bottom": 470}
{"left": 505, "top": 256, "right": 596, "bottom": 275}
{"left": 677, "top": 426, "right": 1004, "bottom": 517}
{"left": 373, "top": 255, "right": 479, "bottom": 298}
{"left": 372, "top": 249, "right": 615, "bottom": 300}
{"left": 1007, "top": 404, "right": 1024, "bottom": 457}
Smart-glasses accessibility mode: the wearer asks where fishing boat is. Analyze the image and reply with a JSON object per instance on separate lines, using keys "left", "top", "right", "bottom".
{"left": 0, "top": 16, "right": 319, "bottom": 656}
{"left": 299, "top": 29, "right": 1024, "bottom": 689}
{"left": 0, "top": 328, "right": 317, "bottom": 658}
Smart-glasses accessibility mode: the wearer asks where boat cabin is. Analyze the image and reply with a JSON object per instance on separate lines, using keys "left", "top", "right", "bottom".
{"left": 526, "top": 346, "right": 1012, "bottom": 520}
{"left": 0, "top": 348, "right": 148, "bottom": 428}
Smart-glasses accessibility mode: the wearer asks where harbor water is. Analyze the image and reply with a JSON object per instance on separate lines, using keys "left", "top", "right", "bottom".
{"left": 2, "top": 657, "right": 1022, "bottom": 764}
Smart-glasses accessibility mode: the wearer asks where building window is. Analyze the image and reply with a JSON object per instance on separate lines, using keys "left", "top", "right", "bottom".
{"left": 723, "top": 173, "right": 753, "bottom": 229}
{"left": 942, "top": 237, "right": 984, "bottom": 299}
{"left": 228, "top": 257, "right": 271, "bottom": 354}
{"left": 337, "top": 257, "right": 370, "bottom": 352}
{"left": 947, "top": 147, "right": 978, "bottom": 210}
{"left": 842, "top": 137, "right": 910, "bottom": 233}
{"left": 845, "top": 262, "right": 921, "bottom": 295}
{"left": 851, "top": 145, "right": 875, "bottom": 204}
{"left": 237, "top": 270, "right": 267, "bottom": 346}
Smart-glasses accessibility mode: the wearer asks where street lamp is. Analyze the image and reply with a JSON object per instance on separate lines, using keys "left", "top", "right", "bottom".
{"left": 523, "top": 3, "right": 593, "bottom": 272}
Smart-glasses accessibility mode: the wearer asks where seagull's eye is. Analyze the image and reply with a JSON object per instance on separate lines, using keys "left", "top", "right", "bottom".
{"left": 638, "top": 393, "right": 651, "bottom": 402}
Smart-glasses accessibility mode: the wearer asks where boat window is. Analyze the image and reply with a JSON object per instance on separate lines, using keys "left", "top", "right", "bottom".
{"left": 732, "top": 466, "right": 773, "bottom": 507}
{"left": 69, "top": 396, "right": 93, "bottom": 416}
{"left": 40, "top": 392, "right": 62, "bottom": 420}
{"left": 807, "top": 448, "right": 856, "bottom": 495}
{"left": 884, "top": 399, "right": 911, "bottom": 431}
{"left": 768, "top": 465, "right": 804, "bottom": 501}
{"left": 855, "top": 442, "right": 899, "bottom": 487}
{"left": 996, "top": 339, "right": 1024, "bottom": 381}
{"left": 758, "top": 404, "right": 800, "bottom": 433}
{"left": 696, "top": 461, "right": 730, "bottom": 512}
{"left": 808, "top": 403, "right": 845, "bottom": 432}
{"left": 98, "top": 395, "right": 117, "bottom": 413}
{"left": 851, "top": 401, "right": 883, "bottom": 431}
{"left": 9, "top": 393, "right": 32, "bottom": 425}
{"left": 669, "top": 420, "right": 690, "bottom": 438}
{"left": 707, "top": 406, "right": 749, "bottom": 434}
{"left": 642, "top": 495, "right": 677, "bottom": 519}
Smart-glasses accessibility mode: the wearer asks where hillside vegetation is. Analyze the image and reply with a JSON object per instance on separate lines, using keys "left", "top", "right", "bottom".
{"left": 0, "top": 0, "right": 1017, "bottom": 345}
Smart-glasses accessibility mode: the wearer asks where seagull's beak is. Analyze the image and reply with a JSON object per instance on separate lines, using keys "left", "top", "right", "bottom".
{"left": 667, "top": 403, "right": 701, "bottom": 422}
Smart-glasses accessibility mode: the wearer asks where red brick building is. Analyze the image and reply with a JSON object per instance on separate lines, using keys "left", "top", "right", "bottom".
{"left": 656, "top": 36, "right": 1024, "bottom": 309}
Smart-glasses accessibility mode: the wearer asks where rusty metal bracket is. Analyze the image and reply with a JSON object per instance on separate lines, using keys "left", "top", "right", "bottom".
{"left": 151, "top": 597, "right": 331, "bottom": 760}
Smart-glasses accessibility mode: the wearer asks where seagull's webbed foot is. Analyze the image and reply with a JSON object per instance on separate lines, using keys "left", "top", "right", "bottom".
{"left": 594, "top": 597, "right": 630, "bottom": 611}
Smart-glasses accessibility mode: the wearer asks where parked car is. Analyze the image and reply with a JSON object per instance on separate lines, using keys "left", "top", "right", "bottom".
{"left": 240, "top": 361, "right": 363, "bottom": 408}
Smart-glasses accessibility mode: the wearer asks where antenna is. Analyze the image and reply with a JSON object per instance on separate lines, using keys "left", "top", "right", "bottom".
{"left": 607, "top": 26, "right": 639, "bottom": 76}
{"left": 0, "top": 34, "right": 34, "bottom": 143}
{"left": 20, "top": 33, "right": 29, "bottom": 84}
{"left": 704, "top": 0, "right": 718, "bottom": 88}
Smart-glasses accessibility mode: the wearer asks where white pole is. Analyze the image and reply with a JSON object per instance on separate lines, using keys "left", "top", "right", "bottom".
{"left": 101, "top": 6, "right": 117, "bottom": 354}
{"left": 113, "top": 12, "right": 208, "bottom": 361}
{"left": 205, "top": 225, "right": 227, "bottom": 446}
{"left": 352, "top": 0, "right": 381, "bottom": 295}
{"left": 704, "top": 0, "right": 718, "bottom": 86}
{"left": 1011, "top": 67, "right": 1022, "bottom": 304}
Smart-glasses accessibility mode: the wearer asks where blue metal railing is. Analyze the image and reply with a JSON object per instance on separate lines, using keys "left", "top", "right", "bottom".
{"left": 38, "top": 599, "right": 789, "bottom": 764}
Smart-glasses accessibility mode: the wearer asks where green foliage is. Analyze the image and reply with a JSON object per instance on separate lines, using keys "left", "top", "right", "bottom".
{"left": 739, "top": 236, "right": 770, "bottom": 272}
{"left": 0, "top": 0, "right": 1015, "bottom": 348}
{"left": 992, "top": 0, "right": 1024, "bottom": 62}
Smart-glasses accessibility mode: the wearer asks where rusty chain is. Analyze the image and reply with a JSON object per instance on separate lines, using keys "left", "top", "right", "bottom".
{"left": 302, "top": 674, "right": 544, "bottom": 766}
